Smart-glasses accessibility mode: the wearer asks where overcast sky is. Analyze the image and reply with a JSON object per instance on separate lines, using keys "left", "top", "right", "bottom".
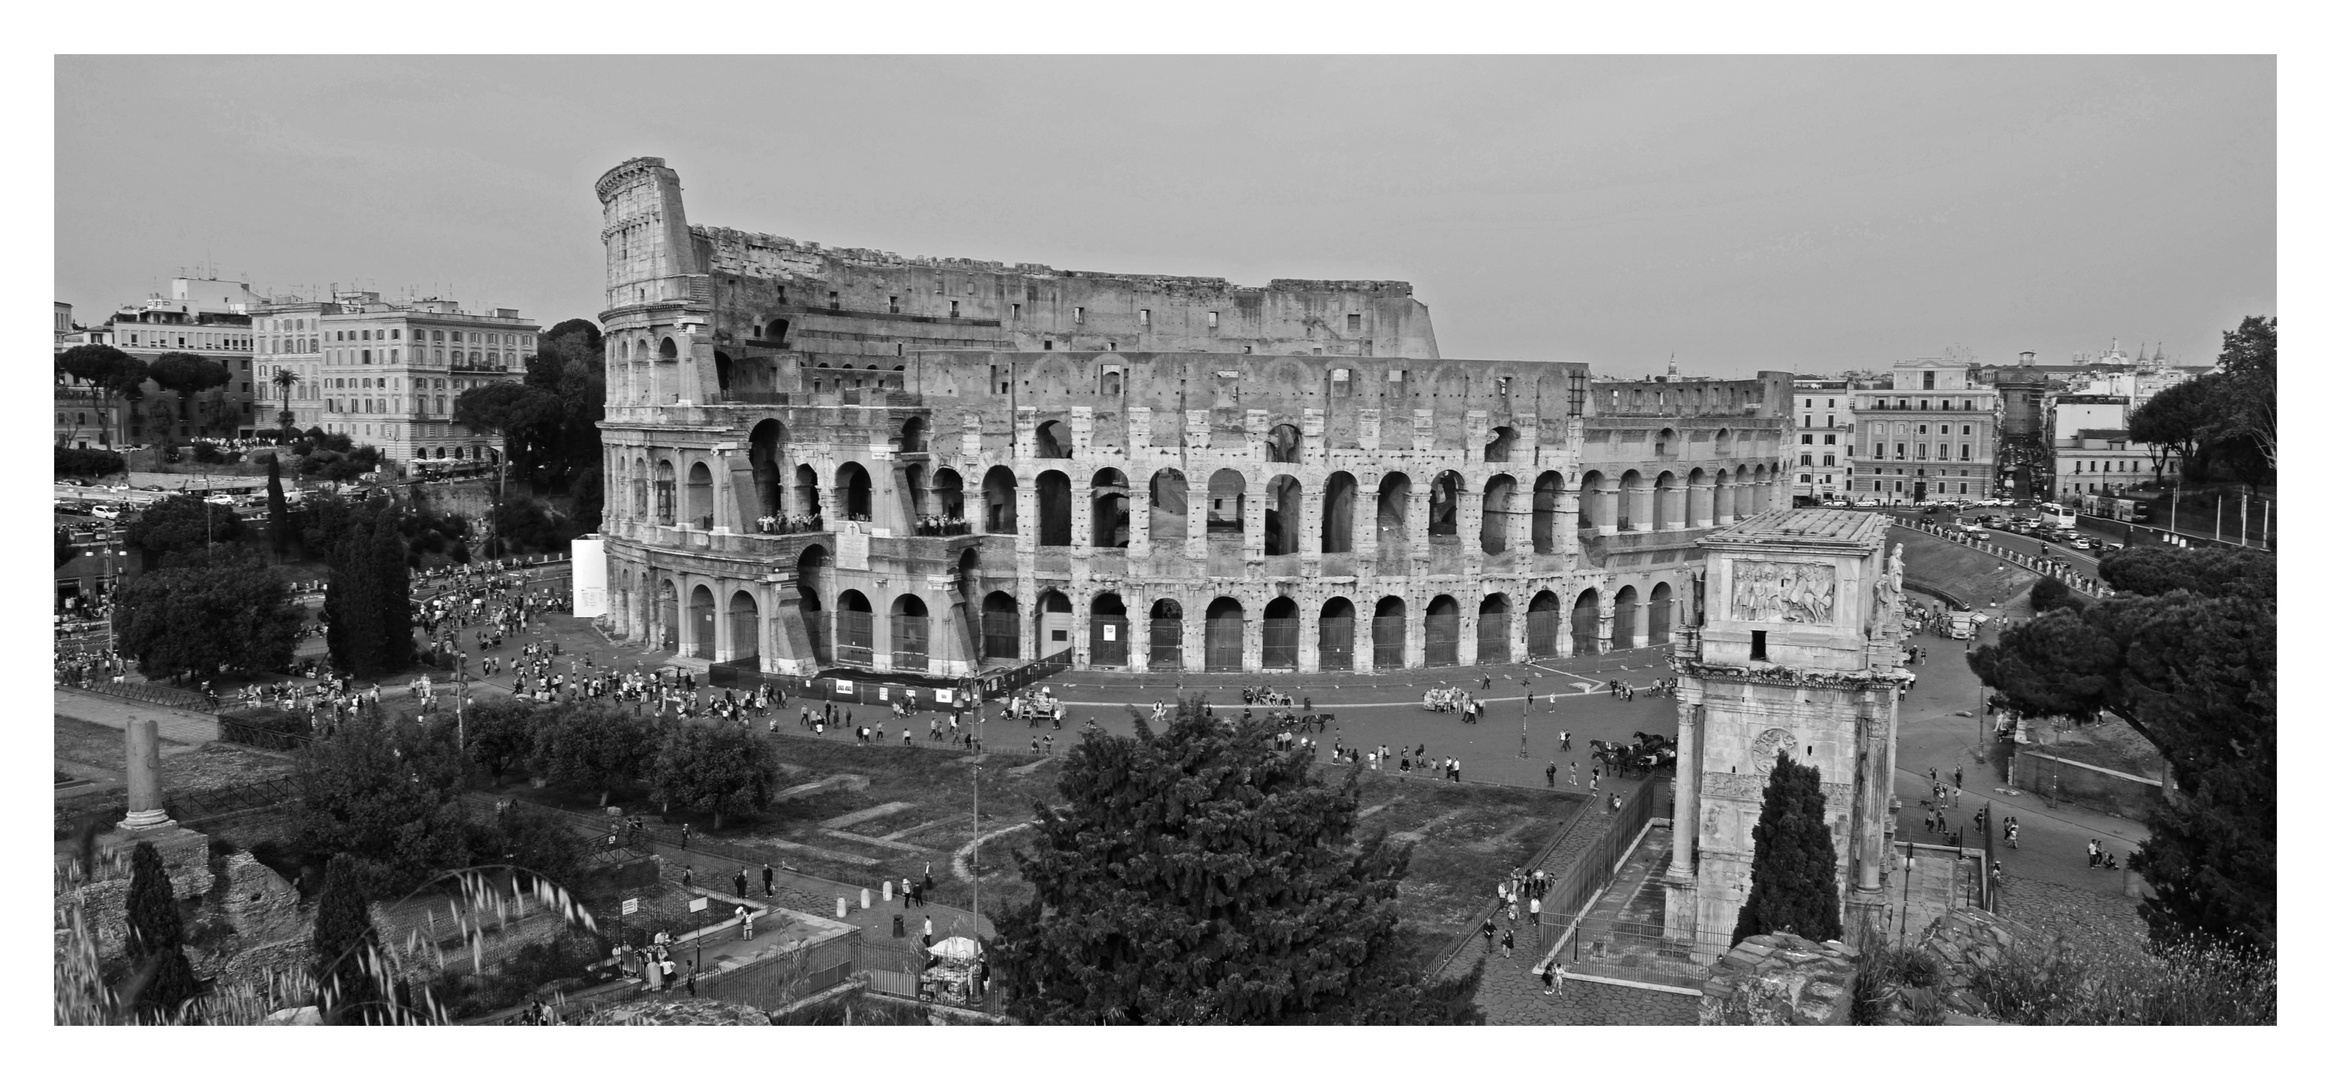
{"left": 55, "top": 55, "right": 2273, "bottom": 376}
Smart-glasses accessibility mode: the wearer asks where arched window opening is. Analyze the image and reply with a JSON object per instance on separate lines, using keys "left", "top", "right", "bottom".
{"left": 1206, "top": 469, "right": 1247, "bottom": 535}
{"left": 1091, "top": 469, "right": 1130, "bottom": 548}
{"left": 1263, "top": 475, "right": 1302, "bottom": 556}
{"left": 1036, "top": 470, "right": 1073, "bottom": 545}
{"left": 1148, "top": 468, "right": 1189, "bottom": 546}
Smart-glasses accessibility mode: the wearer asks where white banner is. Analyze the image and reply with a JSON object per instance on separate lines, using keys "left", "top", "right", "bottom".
{"left": 570, "top": 536, "right": 608, "bottom": 617}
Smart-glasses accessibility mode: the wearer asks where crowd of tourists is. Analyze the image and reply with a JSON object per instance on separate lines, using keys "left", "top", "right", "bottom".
{"left": 752, "top": 513, "right": 825, "bottom": 535}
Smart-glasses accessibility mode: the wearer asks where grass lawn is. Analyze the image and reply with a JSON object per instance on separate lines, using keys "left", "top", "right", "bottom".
{"left": 2050, "top": 717, "right": 2166, "bottom": 779}
{"left": 55, "top": 716, "right": 144, "bottom": 771}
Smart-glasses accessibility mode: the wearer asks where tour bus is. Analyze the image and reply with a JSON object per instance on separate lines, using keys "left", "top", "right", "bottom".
{"left": 2036, "top": 502, "right": 2077, "bottom": 530}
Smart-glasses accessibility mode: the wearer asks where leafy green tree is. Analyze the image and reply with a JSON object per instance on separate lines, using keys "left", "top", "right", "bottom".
{"left": 57, "top": 344, "right": 149, "bottom": 446}
{"left": 121, "top": 841, "right": 199, "bottom": 1015}
{"left": 469, "top": 801, "right": 592, "bottom": 892}
{"left": 2207, "top": 315, "right": 2275, "bottom": 471}
{"left": 2028, "top": 575, "right": 2084, "bottom": 614}
{"left": 461, "top": 698, "right": 546, "bottom": 782}
{"left": 310, "top": 854, "right": 391, "bottom": 1025}
{"left": 1970, "top": 546, "right": 2274, "bottom": 948}
{"left": 293, "top": 711, "right": 473, "bottom": 894}
{"left": 2128, "top": 376, "right": 2216, "bottom": 482}
{"left": 147, "top": 352, "right": 233, "bottom": 436}
{"left": 990, "top": 698, "right": 1416, "bottom": 1024}
{"left": 112, "top": 546, "right": 301, "bottom": 678}
{"left": 324, "top": 501, "right": 414, "bottom": 677}
{"left": 1731, "top": 752, "right": 1844, "bottom": 946}
{"left": 530, "top": 701, "right": 657, "bottom": 806}
{"left": 125, "top": 492, "right": 245, "bottom": 562}
{"left": 647, "top": 720, "right": 782, "bottom": 829}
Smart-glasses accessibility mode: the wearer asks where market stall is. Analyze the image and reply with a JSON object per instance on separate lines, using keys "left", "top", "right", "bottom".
{"left": 919, "top": 936, "right": 985, "bottom": 1007}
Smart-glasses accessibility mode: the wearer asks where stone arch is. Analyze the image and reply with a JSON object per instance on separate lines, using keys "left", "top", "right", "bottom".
{"left": 1685, "top": 467, "right": 1709, "bottom": 528}
{"left": 658, "top": 336, "right": 677, "bottom": 359}
{"left": 1264, "top": 423, "right": 1303, "bottom": 464}
{"left": 728, "top": 589, "right": 760, "bottom": 664}
{"left": 797, "top": 545, "right": 830, "bottom": 665}
{"left": 1206, "top": 468, "right": 1246, "bottom": 535}
{"left": 1572, "top": 588, "right": 1601, "bottom": 655}
{"left": 1481, "top": 473, "right": 1519, "bottom": 554}
{"left": 685, "top": 461, "right": 713, "bottom": 527}
{"left": 1148, "top": 598, "right": 1184, "bottom": 671}
{"left": 1321, "top": 471, "right": 1358, "bottom": 554}
{"left": 794, "top": 463, "right": 824, "bottom": 523}
{"left": 933, "top": 467, "right": 965, "bottom": 522}
{"left": 1034, "top": 419, "right": 1072, "bottom": 459}
{"left": 1424, "top": 594, "right": 1461, "bottom": 666}
{"left": 1655, "top": 426, "right": 1678, "bottom": 457}
{"left": 1714, "top": 467, "right": 1735, "bottom": 523}
{"left": 1318, "top": 596, "right": 1357, "bottom": 671}
{"left": 748, "top": 419, "right": 786, "bottom": 520}
{"left": 713, "top": 350, "right": 733, "bottom": 392}
{"left": 1035, "top": 469, "right": 1073, "bottom": 546}
{"left": 1613, "top": 584, "right": 1641, "bottom": 649}
{"left": 890, "top": 594, "right": 931, "bottom": 672}
{"left": 1531, "top": 471, "right": 1565, "bottom": 553}
{"left": 835, "top": 589, "right": 874, "bottom": 664}
{"left": 1526, "top": 589, "right": 1561, "bottom": 658}
{"left": 1263, "top": 474, "right": 1302, "bottom": 556}
{"left": 835, "top": 461, "right": 873, "bottom": 521}
{"left": 1427, "top": 470, "right": 1464, "bottom": 536}
{"left": 1618, "top": 469, "right": 1648, "bottom": 531}
{"left": 982, "top": 465, "right": 1017, "bottom": 534}
{"left": 1377, "top": 471, "right": 1412, "bottom": 538}
{"left": 1091, "top": 468, "right": 1130, "bottom": 548}
{"left": 899, "top": 416, "right": 928, "bottom": 453}
{"left": 688, "top": 583, "right": 716, "bottom": 659}
{"left": 1089, "top": 592, "right": 1129, "bottom": 667}
{"left": 1035, "top": 589, "right": 1073, "bottom": 657}
{"left": 981, "top": 590, "right": 1020, "bottom": 661}
{"left": 1654, "top": 470, "right": 1683, "bottom": 530}
{"left": 1372, "top": 596, "right": 1409, "bottom": 669}
{"left": 1204, "top": 596, "right": 1246, "bottom": 672}
{"left": 1649, "top": 580, "right": 1674, "bottom": 645}
{"left": 1484, "top": 425, "right": 1518, "bottom": 463}
{"left": 1577, "top": 469, "right": 1606, "bottom": 533}
{"left": 1478, "top": 592, "right": 1512, "bottom": 664}
{"left": 631, "top": 454, "right": 649, "bottom": 520}
{"left": 1148, "top": 467, "right": 1189, "bottom": 545}
{"left": 1261, "top": 595, "right": 1300, "bottom": 669}
{"left": 654, "top": 459, "right": 676, "bottom": 524}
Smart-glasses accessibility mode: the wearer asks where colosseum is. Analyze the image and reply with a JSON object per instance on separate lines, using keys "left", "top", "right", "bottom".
{"left": 590, "top": 157, "right": 1791, "bottom": 680}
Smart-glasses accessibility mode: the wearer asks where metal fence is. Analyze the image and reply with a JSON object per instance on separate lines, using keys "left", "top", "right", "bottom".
{"left": 1422, "top": 778, "right": 1662, "bottom": 981}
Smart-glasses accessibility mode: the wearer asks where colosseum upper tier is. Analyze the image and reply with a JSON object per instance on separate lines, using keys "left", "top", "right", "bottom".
{"left": 592, "top": 157, "right": 1791, "bottom": 678}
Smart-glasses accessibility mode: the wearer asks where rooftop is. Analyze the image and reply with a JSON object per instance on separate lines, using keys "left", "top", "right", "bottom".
{"left": 1706, "top": 507, "right": 1890, "bottom": 550}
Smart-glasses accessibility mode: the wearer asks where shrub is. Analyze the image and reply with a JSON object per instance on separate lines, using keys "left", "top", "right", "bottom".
{"left": 55, "top": 446, "right": 127, "bottom": 477}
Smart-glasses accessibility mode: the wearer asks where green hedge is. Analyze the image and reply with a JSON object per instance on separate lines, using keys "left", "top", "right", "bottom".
{"left": 55, "top": 446, "right": 127, "bottom": 478}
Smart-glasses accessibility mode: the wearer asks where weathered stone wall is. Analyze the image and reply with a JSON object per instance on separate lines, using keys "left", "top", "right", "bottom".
{"left": 591, "top": 156, "right": 1793, "bottom": 679}
{"left": 1699, "top": 932, "right": 1859, "bottom": 1025}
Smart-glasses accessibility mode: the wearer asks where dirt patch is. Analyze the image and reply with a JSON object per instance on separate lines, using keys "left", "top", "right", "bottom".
{"left": 1891, "top": 525, "right": 2041, "bottom": 608}
{"left": 56, "top": 716, "right": 146, "bottom": 771}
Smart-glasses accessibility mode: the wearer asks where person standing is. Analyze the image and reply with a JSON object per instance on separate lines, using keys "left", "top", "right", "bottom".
{"left": 1529, "top": 894, "right": 1542, "bottom": 927}
{"left": 741, "top": 906, "right": 756, "bottom": 940}
{"left": 679, "top": 823, "right": 692, "bottom": 850}
{"left": 922, "top": 915, "right": 933, "bottom": 949}
{"left": 762, "top": 862, "right": 776, "bottom": 897}
{"left": 1540, "top": 962, "right": 1558, "bottom": 995}
{"left": 1953, "top": 765, "right": 1964, "bottom": 792}
{"left": 1499, "top": 927, "right": 1515, "bottom": 959}
{"left": 734, "top": 868, "right": 748, "bottom": 898}
{"left": 1551, "top": 962, "right": 1567, "bottom": 997}
{"left": 1451, "top": 758, "right": 1462, "bottom": 784}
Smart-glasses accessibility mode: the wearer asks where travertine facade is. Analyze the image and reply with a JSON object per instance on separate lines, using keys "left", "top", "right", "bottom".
{"left": 1662, "top": 510, "right": 1910, "bottom": 959}
{"left": 591, "top": 157, "right": 1790, "bottom": 678}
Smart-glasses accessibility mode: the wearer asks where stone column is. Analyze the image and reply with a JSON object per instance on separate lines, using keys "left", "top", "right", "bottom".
{"left": 1242, "top": 478, "right": 1266, "bottom": 563}
{"left": 1354, "top": 604, "right": 1377, "bottom": 674}
{"left": 1127, "top": 583, "right": 1150, "bottom": 673}
{"left": 120, "top": 719, "right": 174, "bottom": 830}
{"left": 1406, "top": 593, "right": 1426, "bottom": 671}
{"left": 1457, "top": 606, "right": 1479, "bottom": 667}
{"left": 1689, "top": 479, "right": 1714, "bottom": 529}
{"left": 1458, "top": 488, "right": 1484, "bottom": 558}
{"left": 1597, "top": 592, "right": 1616, "bottom": 653}
{"left": 1668, "top": 702, "right": 1702, "bottom": 879}
{"left": 1127, "top": 488, "right": 1151, "bottom": 561}
{"left": 1716, "top": 480, "right": 1736, "bottom": 525}
{"left": 1070, "top": 476, "right": 1092, "bottom": 550}
{"left": 1556, "top": 487, "right": 1581, "bottom": 570}
{"left": 1242, "top": 591, "right": 1263, "bottom": 673}
{"left": 1627, "top": 480, "right": 1652, "bottom": 532}
{"left": 1595, "top": 476, "right": 1620, "bottom": 537}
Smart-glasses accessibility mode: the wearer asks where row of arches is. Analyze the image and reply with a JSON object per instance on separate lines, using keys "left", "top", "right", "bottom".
{"left": 965, "top": 583, "right": 1678, "bottom": 672}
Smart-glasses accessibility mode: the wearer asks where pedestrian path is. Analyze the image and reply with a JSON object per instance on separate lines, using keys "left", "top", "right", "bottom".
{"left": 55, "top": 687, "right": 220, "bottom": 745}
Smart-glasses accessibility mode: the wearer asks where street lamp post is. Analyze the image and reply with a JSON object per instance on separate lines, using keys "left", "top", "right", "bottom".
{"left": 1900, "top": 850, "right": 1915, "bottom": 945}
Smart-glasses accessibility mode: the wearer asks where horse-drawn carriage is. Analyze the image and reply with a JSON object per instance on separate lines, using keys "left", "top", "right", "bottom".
{"left": 1589, "top": 731, "right": 1678, "bottom": 778}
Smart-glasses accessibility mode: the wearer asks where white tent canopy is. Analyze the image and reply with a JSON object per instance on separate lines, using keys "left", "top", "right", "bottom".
{"left": 928, "top": 936, "right": 981, "bottom": 961}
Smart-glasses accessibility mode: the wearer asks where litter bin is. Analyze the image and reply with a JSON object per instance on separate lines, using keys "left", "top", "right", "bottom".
{"left": 893, "top": 914, "right": 906, "bottom": 938}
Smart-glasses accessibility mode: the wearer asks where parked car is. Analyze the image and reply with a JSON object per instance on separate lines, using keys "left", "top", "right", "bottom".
{"left": 204, "top": 493, "right": 236, "bottom": 506}
{"left": 90, "top": 505, "right": 122, "bottom": 521}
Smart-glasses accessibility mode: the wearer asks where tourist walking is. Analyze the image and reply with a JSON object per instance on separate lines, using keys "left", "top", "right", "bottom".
{"left": 1499, "top": 927, "right": 1515, "bottom": 959}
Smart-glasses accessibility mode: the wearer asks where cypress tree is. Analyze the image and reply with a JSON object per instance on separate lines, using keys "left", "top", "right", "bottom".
{"left": 323, "top": 503, "right": 414, "bottom": 677}
{"left": 1731, "top": 752, "right": 1844, "bottom": 946}
{"left": 310, "top": 855, "right": 388, "bottom": 1024}
{"left": 266, "top": 455, "right": 289, "bottom": 557}
{"left": 122, "top": 841, "right": 199, "bottom": 1015}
